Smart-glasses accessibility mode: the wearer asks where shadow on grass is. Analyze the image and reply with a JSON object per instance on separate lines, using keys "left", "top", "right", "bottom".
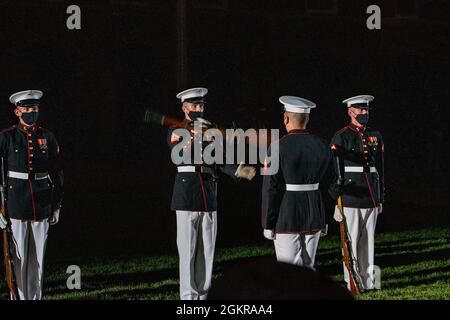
{"left": 390, "top": 264, "right": 450, "bottom": 278}
{"left": 376, "top": 248, "right": 450, "bottom": 268}
{"left": 383, "top": 274, "right": 450, "bottom": 290}
{"left": 315, "top": 242, "right": 450, "bottom": 277}
{"left": 214, "top": 256, "right": 272, "bottom": 281}
{"left": 109, "top": 283, "right": 179, "bottom": 300}
{"left": 88, "top": 283, "right": 179, "bottom": 300}
{"left": 44, "top": 267, "right": 179, "bottom": 298}
{"left": 48, "top": 283, "right": 180, "bottom": 300}
{"left": 376, "top": 237, "right": 450, "bottom": 248}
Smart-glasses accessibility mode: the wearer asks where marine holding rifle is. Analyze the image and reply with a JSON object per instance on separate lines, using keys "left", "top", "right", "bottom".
{"left": 0, "top": 90, "right": 63, "bottom": 300}
{"left": 330, "top": 95, "right": 385, "bottom": 292}
{"left": 167, "top": 87, "right": 255, "bottom": 300}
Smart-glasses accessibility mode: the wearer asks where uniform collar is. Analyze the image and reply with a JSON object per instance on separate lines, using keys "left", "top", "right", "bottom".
{"left": 288, "top": 128, "right": 309, "bottom": 134}
{"left": 348, "top": 122, "right": 366, "bottom": 133}
{"left": 18, "top": 123, "right": 37, "bottom": 133}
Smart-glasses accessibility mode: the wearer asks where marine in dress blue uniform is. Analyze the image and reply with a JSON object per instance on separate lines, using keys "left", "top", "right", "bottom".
{"left": 167, "top": 87, "right": 255, "bottom": 300}
{"left": 261, "top": 96, "right": 335, "bottom": 269}
{"left": 0, "top": 90, "right": 63, "bottom": 300}
{"left": 330, "top": 95, "right": 384, "bottom": 291}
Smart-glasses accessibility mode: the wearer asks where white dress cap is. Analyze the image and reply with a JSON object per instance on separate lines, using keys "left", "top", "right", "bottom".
{"left": 279, "top": 96, "right": 316, "bottom": 114}
{"left": 9, "top": 90, "right": 43, "bottom": 106}
{"left": 342, "top": 95, "right": 374, "bottom": 107}
{"left": 176, "top": 87, "right": 208, "bottom": 103}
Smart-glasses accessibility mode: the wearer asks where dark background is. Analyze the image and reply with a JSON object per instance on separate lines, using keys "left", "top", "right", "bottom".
{"left": 0, "top": 0, "right": 448, "bottom": 260}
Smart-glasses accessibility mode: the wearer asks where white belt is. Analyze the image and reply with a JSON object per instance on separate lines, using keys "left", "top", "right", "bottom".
{"left": 344, "top": 166, "right": 377, "bottom": 173}
{"left": 177, "top": 166, "right": 215, "bottom": 176}
{"left": 8, "top": 171, "right": 49, "bottom": 180}
{"left": 177, "top": 166, "right": 197, "bottom": 173}
{"left": 286, "top": 183, "right": 319, "bottom": 191}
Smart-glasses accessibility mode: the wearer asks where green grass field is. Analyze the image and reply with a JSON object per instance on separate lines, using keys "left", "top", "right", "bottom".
{"left": 1, "top": 228, "right": 449, "bottom": 300}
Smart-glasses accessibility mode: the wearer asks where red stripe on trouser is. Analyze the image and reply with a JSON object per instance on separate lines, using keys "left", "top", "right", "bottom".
{"left": 198, "top": 174, "right": 208, "bottom": 211}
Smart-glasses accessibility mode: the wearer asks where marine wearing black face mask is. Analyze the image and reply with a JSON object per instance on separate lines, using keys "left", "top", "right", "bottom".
{"left": 355, "top": 113, "right": 369, "bottom": 125}
{"left": 330, "top": 98, "right": 383, "bottom": 208}
{"left": 329, "top": 95, "right": 385, "bottom": 293}
{"left": 21, "top": 111, "right": 39, "bottom": 125}
{"left": 0, "top": 89, "right": 64, "bottom": 300}
{"left": 168, "top": 87, "right": 256, "bottom": 300}
{"left": 188, "top": 111, "right": 204, "bottom": 121}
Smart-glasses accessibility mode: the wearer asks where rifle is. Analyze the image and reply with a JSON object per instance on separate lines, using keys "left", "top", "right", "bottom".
{"left": 334, "top": 153, "right": 364, "bottom": 295}
{"left": 143, "top": 109, "right": 271, "bottom": 146}
{"left": 337, "top": 195, "right": 363, "bottom": 295}
{"left": 0, "top": 157, "right": 20, "bottom": 300}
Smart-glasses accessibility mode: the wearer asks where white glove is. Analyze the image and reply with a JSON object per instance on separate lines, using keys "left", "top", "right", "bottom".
{"left": 333, "top": 205, "right": 344, "bottom": 222}
{"left": 190, "top": 118, "right": 211, "bottom": 134}
{"left": 0, "top": 214, "right": 8, "bottom": 229}
{"left": 263, "top": 229, "right": 276, "bottom": 240}
{"left": 196, "top": 117, "right": 212, "bottom": 127}
{"left": 235, "top": 163, "right": 256, "bottom": 181}
{"left": 378, "top": 204, "right": 383, "bottom": 214}
{"left": 49, "top": 208, "right": 60, "bottom": 226}
{"left": 190, "top": 119, "right": 216, "bottom": 141}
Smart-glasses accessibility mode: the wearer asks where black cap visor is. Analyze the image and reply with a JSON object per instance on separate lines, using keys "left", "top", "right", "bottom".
{"left": 184, "top": 97, "right": 206, "bottom": 104}
{"left": 17, "top": 99, "right": 40, "bottom": 107}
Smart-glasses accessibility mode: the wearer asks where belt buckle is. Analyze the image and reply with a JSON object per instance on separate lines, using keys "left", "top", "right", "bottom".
{"left": 363, "top": 166, "right": 370, "bottom": 173}
{"left": 28, "top": 173, "right": 36, "bottom": 180}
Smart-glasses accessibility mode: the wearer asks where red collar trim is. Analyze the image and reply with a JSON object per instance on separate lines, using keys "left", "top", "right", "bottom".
{"left": 348, "top": 123, "right": 366, "bottom": 133}
{"left": 17, "top": 123, "right": 37, "bottom": 133}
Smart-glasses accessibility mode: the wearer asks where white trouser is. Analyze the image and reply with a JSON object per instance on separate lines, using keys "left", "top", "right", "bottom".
{"left": 176, "top": 211, "right": 217, "bottom": 300}
{"left": 341, "top": 207, "right": 378, "bottom": 291}
{"left": 10, "top": 219, "right": 49, "bottom": 300}
{"left": 274, "top": 231, "right": 321, "bottom": 269}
